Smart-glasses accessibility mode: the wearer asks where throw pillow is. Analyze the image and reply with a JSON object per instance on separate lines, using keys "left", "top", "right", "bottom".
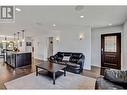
{"left": 62, "top": 56, "right": 70, "bottom": 61}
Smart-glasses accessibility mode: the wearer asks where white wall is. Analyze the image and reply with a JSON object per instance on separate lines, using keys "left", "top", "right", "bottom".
{"left": 54, "top": 26, "right": 91, "bottom": 70}
{"left": 33, "top": 31, "right": 59, "bottom": 61}
{"left": 123, "top": 22, "right": 127, "bottom": 70}
{"left": 91, "top": 25, "right": 123, "bottom": 69}
{"left": 34, "top": 26, "right": 92, "bottom": 70}
{"left": 34, "top": 36, "right": 48, "bottom": 60}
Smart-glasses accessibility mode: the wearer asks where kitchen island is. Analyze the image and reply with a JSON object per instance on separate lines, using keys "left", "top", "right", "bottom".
{"left": 6, "top": 51, "right": 32, "bottom": 68}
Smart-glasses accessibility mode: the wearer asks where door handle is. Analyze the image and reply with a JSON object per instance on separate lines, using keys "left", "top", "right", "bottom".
{"left": 101, "top": 48, "right": 103, "bottom": 52}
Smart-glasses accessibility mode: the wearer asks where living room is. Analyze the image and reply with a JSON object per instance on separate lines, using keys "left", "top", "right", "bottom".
{"left": 0, "top": 2, "right": 127, "bottom": 92}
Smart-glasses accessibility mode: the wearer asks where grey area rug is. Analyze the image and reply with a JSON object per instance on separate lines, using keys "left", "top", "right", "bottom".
{"left": 4, "top": 72, "right": 96, "bottom": 89}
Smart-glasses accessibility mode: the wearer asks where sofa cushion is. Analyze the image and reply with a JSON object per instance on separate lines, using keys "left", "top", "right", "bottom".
{"left": 69, "top": 56, "right": 79, "bottom": 63}
{"left": 67, "top": 62, "right": 80, "bottom": 68}
{"left": 57, "top": 52, "right": 64, "bottom": 56}
{"left": 55, "top": 53, "right": 63, "bottom": 61}
{"left": 63, "top": 53, "right": 72, "bottom": 56}
{"left": 57, "top": 57, "right": 63, "bottom": 62}
{"left": 104, "top": 69, "right": 127, "bottom": 88}
{"left": 72, "top": 54, "right": 82, "bottom": 58}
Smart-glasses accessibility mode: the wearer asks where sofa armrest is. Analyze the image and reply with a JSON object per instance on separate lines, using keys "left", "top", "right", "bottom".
{"left": 50, "top": 56, "right": 55, "bottom": 60}
{"left": 77, "top": 56, "right": 85, "bottom": 68}
{"left": 49, "top": 56, "right": 57, "bottom": 62}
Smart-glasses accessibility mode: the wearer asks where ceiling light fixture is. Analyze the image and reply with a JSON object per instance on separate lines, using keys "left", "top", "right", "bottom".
{"left": 53, "top": 24, "right": 56, "bottom": 27}
{"left": 16, "top": 8, "right": 21, "bottom": 12}
{"left": 80, "top": 15, "right": 84, "bottom": 18}
{"left": 108, "top": 23, "right": 112, "bottom": 26}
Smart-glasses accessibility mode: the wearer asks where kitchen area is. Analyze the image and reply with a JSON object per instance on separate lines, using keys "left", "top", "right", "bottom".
{"left": 0, "top": 31, "right": 33, "bottom": 69}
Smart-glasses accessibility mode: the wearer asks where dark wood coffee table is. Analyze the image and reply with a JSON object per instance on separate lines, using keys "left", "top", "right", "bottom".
{"left": 36, "top": 61, "right": 66, "bottom": 85}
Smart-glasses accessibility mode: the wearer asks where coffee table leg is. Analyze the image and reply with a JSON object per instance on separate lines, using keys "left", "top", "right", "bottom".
{"left": 64, "top": 68, "right": 66, "bottom": 76}
{"left": 53, "top": 72, "right": 55, "bottom": 85}
{"left": 36, "top": 66, "right": 38, "bottom": 76}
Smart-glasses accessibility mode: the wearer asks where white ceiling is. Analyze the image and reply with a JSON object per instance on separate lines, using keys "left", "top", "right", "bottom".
{"left": 0, "top": 6, "right": 127, "bottom": 37}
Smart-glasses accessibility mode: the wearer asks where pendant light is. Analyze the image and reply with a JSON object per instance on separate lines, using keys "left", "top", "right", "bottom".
{"left": 21, "top": 30, "right": 25, "bottom": 42}
{"left": 13, "top": 33, "right": 16, "bottom": 41}
{"left": 17, "top": 32, "right": 20, "bottom": 43}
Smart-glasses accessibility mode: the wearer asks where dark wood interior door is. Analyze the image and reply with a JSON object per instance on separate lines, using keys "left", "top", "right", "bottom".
{"left": 101, "top": 33, "right": 121, "bottom": 69}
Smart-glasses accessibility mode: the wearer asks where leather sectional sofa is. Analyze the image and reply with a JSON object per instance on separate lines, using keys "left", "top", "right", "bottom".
{"left": 49, "top": 52, "right": 85, "bottom": 74}
{"left": 95, "top": 69, "right": 127, "bottom": 89}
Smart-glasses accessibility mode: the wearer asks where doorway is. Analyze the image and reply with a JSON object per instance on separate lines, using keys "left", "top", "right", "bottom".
{"left": 101, "top": 33, "right": 121, "bottom": 69}
{"left": 47, "top": 37, "right": 53, "bottom": 58}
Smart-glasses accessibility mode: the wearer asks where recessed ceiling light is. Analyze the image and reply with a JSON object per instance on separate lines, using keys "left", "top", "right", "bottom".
{"left": 108, "top": 23, "right": 112, "bottom": 26}
{"left": 16, "top": 8, "right": 21, "bottom": 12}
{"left": 53, "top": 24, "right": 56, "bottom": 27}
{"left": 36, "top": 22, "right": 43, "bottom": 26}
{"left": 80, "top": 15, "right": 84, "bottom": 18}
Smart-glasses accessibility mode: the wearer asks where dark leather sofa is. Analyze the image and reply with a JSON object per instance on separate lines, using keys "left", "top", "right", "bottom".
{"left": 49, "top": 52, "right": 85, "bottom": 74}
{"left": 95, "top": 69, "right": 127, "bottom": 89}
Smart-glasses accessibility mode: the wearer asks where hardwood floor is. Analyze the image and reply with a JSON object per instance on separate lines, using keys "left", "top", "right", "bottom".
{"left": 81, "top": 66, "right": 101, "bottom": 79}
{"left": 0, "top": 58, "right": 101, "bottom": 89}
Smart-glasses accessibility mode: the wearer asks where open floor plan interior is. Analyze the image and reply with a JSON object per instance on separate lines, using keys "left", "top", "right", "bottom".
{"left": 0, "top": 5, "right": 127, "bottom": 90}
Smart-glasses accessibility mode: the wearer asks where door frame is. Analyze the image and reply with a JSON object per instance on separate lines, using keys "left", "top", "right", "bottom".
{"left": 101, "top": 33, "right": 121, "bottom": 69}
